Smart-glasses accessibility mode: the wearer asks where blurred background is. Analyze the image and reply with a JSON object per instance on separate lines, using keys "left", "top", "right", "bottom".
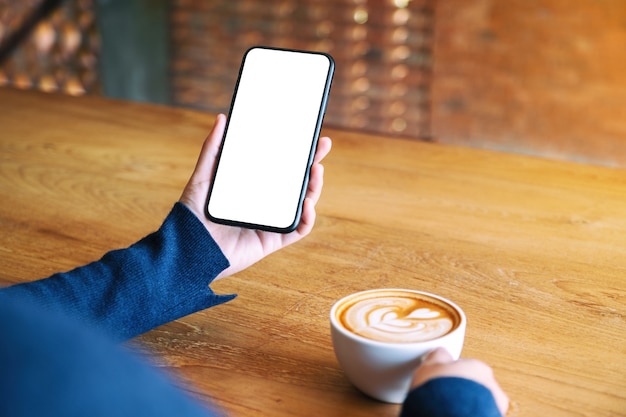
{"left": 1, "top": 0, "right": 625, "bottom": 167}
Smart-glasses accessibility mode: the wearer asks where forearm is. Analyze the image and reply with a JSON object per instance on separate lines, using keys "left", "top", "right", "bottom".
{"left": 400, "top": 377, "right": 503, "bottom": 417}
{"left": 0, "top": 203, "right": 235, "bottom": 341}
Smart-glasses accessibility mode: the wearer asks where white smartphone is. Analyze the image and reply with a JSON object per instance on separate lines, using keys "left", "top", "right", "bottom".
{"left": 206, "top": 46, "right": 335, "bottom": 233}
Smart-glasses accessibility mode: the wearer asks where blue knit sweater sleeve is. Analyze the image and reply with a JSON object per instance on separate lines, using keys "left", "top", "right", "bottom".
{"left": 0, "top": 203, "right": 502, "bottom": 417}
{"left": 400, "top": 377, "right": 503, "bottom": 417}
{"left": 0, "top": 202, "right": 235, "bottom": 341}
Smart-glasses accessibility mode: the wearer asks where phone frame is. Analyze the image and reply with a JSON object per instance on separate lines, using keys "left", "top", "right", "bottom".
{"left": 205, "top": 45, "right": 335, "bottom": 233}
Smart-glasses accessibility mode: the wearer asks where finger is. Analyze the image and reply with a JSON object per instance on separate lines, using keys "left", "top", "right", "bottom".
{"left": 277, "top": 196, "right": 316, "bottom": 248}
{"left": 190, "top": 113, "right": 226, "bottom": 184}
{"left": 283, "top": 159, "right": 325, "bottom": 244}
{"left": 314, "top": 136, "right": 332, "bottom": 164}
{"left": 305, "top": 137, "right": 330, "bottom": 207}
{"left": 493, "top": 383, "right": 510, "bottom": 415}
{"left": 410, "top": 348, "right": 455, "bottom": 389}
{"left": 306, "top": 163, "right": 324, "bottom": 206}
{"left": 297, "top": 196, "right": 316, "bottom": 236}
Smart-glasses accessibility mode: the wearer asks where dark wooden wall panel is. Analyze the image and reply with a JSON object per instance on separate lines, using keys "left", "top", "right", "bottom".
{"left": 3, "top": 0, "right": 626, "bottom": 167}
{"left": 170, "top": 0, "right": 435, "bottom": 139}
{"left": 431, "top": 0, "right": 626, "bottom": 166}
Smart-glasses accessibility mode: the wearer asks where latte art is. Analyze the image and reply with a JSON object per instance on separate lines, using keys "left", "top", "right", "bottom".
{"left": 330, "top": 289, "right": 466, "bottom": 403}
{"left": 338, "top": 293, "right": 458, "bottom": 343}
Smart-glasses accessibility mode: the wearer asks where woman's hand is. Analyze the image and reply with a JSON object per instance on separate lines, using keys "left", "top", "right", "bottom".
{"left": 411, "top": 348, "right": 510, "bottom": 416}
{"left": 179, "top": 114, "right": 332, "bottom": 279}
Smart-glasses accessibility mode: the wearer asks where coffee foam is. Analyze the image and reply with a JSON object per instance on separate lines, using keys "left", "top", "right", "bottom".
{"left": 337, "top": 291, "right": 460, "bottom": 343}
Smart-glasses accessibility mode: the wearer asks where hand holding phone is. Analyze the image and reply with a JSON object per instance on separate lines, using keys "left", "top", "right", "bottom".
{"left": 206, "top": 46, "right": 335, "bottom": 233}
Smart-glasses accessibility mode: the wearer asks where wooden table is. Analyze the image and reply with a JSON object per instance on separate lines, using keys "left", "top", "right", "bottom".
{"left": 1, "top": 87, "right": 624, "bottom": 417}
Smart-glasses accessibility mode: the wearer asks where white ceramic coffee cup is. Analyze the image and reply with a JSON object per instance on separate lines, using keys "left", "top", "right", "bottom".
{"left": 330, "top": 288, "right": 466, "bottom": 403}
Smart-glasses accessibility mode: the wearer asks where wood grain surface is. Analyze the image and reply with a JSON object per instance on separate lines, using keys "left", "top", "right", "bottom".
{"left": 1, "top": 87, "right": 625, "bottom": 416}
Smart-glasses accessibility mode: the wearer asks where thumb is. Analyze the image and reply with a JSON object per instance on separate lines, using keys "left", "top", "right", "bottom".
{"left": 180, "top": 114, "right": 226, "bottom": 212}
{"left": 421, "top": 347, "right": 454, "bottom": 366}
{"left": 190, "top": 113, "right": 226, "bottom": 185}
{"left": 410, "top": 347, "right": 455, "bottom": 390}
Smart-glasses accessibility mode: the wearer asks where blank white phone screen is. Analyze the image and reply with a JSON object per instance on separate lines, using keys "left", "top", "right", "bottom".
{"left": 207, "top": 47, "right": 333, "bottom": 231}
